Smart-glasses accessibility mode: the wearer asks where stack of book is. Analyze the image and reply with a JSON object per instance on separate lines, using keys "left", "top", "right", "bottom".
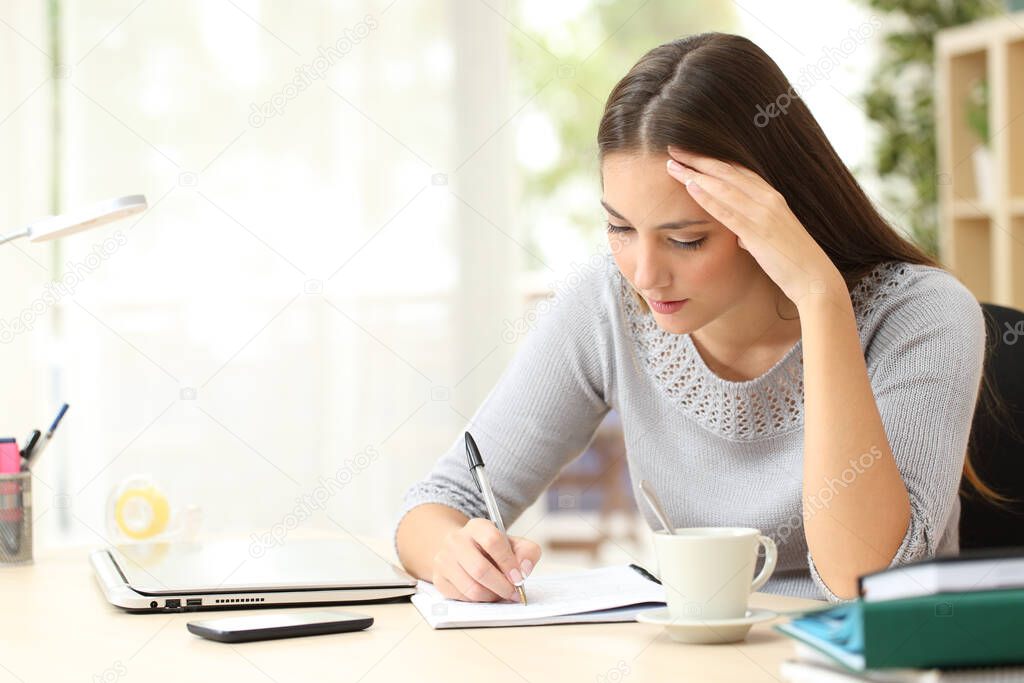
{"left": 775, "top": 549, "right": 1024, "bottom": 682}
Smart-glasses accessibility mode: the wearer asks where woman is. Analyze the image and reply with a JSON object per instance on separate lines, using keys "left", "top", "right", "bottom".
{"left": 394, "top": 32, "right": 993, "bottom": 603}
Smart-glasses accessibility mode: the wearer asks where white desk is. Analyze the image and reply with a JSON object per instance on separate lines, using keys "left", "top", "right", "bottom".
{"left": 1, "top": 538, "right": 824, "bottom": 682}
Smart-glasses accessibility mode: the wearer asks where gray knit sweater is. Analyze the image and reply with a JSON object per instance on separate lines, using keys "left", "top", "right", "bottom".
{"left": 395, "top": 252, "right": 986, "bottom": 602}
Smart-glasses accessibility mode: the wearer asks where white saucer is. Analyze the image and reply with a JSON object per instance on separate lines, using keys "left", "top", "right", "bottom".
{"left": 635, "top": 607, "right": 778, "bottom": 644}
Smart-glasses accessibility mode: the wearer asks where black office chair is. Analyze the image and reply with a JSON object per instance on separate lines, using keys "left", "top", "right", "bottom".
{"left": 959, "top": 303, "right": 1024, "bottom": 550}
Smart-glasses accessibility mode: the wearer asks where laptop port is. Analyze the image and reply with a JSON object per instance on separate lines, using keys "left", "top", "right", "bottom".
{"left": 186, "top": 599, "right": 202, "bottom": 607}
{"left": 165, "top": 599, "right": 180, "bottom": 609}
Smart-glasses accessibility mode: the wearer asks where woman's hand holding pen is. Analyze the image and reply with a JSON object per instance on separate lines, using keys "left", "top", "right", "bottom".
{"left": 432, "top": 518, "right": 540, "bottom": 602}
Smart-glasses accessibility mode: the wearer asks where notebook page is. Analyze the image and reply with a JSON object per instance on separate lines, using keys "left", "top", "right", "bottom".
{"left": 789, "top": 644, "right": 1024, "bottom": 682}
{"left": 412, "top": 564, "right": 665, "bottom": 628}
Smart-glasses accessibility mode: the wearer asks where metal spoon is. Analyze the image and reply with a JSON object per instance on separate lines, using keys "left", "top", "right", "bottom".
{"left": 637, "top": 479, "right": 675, "bottom": 535}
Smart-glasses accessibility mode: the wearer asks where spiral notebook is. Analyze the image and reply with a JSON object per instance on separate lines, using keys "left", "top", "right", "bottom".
{"left": 411, "top": 564, "right": 666, "bottom": 629}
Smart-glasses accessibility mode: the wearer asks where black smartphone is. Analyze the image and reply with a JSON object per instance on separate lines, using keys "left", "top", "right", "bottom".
{"left": 186, "top": 610, "right": 373, "bottom": 643}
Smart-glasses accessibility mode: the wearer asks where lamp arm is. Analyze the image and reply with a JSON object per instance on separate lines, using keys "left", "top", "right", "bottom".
{"left": 0, "top": 226, "right": 32, "bottom": 246}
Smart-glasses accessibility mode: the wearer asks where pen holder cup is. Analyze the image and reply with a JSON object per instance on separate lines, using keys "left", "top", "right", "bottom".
{"left": 0, "top": 472, "right": 32, "bottom": 565}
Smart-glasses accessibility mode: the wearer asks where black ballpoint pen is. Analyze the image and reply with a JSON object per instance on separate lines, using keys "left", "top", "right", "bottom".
{"left": 465, "top": 431, "right": 528, "bottom": 605}
{"left": 25, "top": 403, "right": 68, "bottom": 468}
{"left": 21, "top": 430, "right": 41, "bottom": 464}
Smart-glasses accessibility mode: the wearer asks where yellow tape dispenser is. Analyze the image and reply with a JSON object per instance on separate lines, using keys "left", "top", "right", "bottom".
{"left": 105, "top": 475, "right": 201, "bottom": 544}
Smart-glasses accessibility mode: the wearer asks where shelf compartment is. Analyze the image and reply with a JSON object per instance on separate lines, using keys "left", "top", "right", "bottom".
{"left": 1007, "top": 39, "right": 1024, "bottom": 199}
{"left": 944, "top": 49, "right": 989, "bottom": 203}
{"left": 946, "top": 217, "right": 992, "bottom": 302}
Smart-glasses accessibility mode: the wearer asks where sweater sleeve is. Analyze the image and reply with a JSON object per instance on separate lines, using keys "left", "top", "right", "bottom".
{"left": 807, "top": 267, "right": 986, "bottom": 603}
{"left": 392, "top": 261, "right": 614, "bottom": 554}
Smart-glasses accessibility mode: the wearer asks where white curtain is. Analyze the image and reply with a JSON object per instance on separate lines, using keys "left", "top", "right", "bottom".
{"left": 1, "top": 1, "right": 54, "bottom": 437}
{"left": 1, "top": 0, "right": 524, "bottom": 550}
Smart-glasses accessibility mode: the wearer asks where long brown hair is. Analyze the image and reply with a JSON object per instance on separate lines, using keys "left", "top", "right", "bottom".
{"left": 596, "top": 32, "right": 1006, "bottom": 503}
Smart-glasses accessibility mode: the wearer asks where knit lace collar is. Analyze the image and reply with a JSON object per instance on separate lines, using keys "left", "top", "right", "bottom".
{"left": 616, "top": 260, "right": 911, "bottom": 441}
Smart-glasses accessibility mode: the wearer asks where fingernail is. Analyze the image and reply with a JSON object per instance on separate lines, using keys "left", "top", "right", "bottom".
{"left": 666, "top": 159, "right": 681, "bottom": 172}
{"left": 520, "top": 558, "right": 533, "bottom": 578}
{"left": 508, "top": 568, "right": 524, "bottom": 586}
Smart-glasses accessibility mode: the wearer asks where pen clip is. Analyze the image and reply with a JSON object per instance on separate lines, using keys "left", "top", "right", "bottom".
{"left": 464, "top": 432, "right": 485, "bottom": 493}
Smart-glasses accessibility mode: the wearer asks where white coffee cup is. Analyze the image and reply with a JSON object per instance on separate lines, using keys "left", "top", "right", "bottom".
{"left": 653, "top": 527, "right": 777, "bottom": 621}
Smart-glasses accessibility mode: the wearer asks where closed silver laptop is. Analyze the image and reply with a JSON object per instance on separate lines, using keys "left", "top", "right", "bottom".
{"left": 91, "top": 538, "right": 417, "bottom": 612}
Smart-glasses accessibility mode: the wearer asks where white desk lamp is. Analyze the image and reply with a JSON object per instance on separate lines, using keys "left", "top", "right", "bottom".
{"left": 0, "top": 195, "right": 148, "bottom": 245}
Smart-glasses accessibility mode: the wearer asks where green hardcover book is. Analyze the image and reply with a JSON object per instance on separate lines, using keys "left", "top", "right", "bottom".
{"left": 861, "top": 588, "right": 1024, "bottom": 669}
{"left": 775, "top": 589, "right": 1024, "bottom": 671}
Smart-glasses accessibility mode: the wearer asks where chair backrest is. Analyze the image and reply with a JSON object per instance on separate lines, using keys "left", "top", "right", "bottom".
{"left": 959, "top": 303, "right": 1024, "bottom": 550}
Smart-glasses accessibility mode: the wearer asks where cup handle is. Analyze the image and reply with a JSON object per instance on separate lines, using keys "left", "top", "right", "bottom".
{"left": 750, "top": 534, "right": 777, "bottom": 592}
